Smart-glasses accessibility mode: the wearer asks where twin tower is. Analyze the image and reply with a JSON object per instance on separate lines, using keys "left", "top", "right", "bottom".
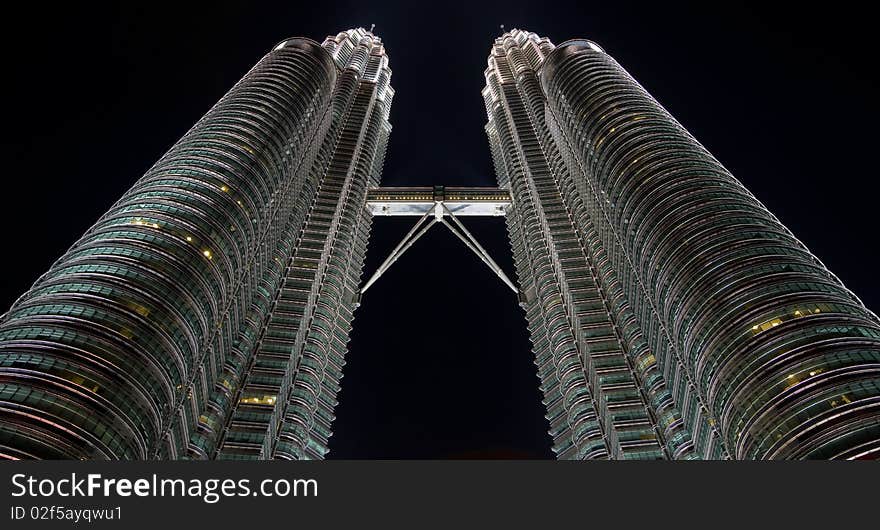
{"left": 2, "top": 28, "right": 879, "bottom": 460}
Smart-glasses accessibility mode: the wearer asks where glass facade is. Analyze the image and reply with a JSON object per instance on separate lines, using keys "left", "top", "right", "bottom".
{"left": 2, "top": 25, "right": 878, "bottom": 461}
{"left": 0, "top": 28, "right": 392, "bottom": 460}
{"left": 485, "top": 29, "right": 880, "bottom": 459}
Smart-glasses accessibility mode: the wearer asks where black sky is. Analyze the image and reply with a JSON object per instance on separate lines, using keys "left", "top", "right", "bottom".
{"left": 0, "top": 1, "right": 877, "bottom": 458}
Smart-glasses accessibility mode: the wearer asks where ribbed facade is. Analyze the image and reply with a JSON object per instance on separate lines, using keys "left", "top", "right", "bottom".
{"left": 0, "top": 28, "right": 392, "bottom": 460}
{"left": 485, "top": 29, "right": 880, "bottom": 459}
{"left": 484, "top": 32, "right": 675, "bottom": 459}
{"left": 3, "top": 24, "right": 878, "bottom": 461}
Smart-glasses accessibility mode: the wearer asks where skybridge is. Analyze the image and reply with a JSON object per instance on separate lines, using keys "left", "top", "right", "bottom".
{"left": 366, "top": 186, "right": 511, "bottom": 216}
{"left": 359, "top": 185, "right": 520, "bottom": 300}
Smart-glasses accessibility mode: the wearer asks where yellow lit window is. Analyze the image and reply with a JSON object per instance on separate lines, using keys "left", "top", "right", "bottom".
{"left": 751, "top": 318, "right": 783, "bottom": 333}
{"left": 783, "top": 373, "right": 800, "bottom": 390}
{"left": 753, "top": 306, "right": 824, "bottom": 335}
{"left": 239, "top": 395, "right": 278, "bottom": 406}
{"left": 830, "top": 394, "right": 852, "bottom": 408}
{"left": 130, "top": 218, "right": 159, "bottom": 229}
{"left": 128, "top": 302, "right": 150, "bottom": 317}
{"left": 636, "top": 354, "right": 656, "bottom": 373}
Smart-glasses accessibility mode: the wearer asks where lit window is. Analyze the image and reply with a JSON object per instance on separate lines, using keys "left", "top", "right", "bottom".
{"left": 129, "top": 303, "right": 150, "bottom": 317}
{"left": 130, "top": 218, "right": 159, "bottom": 229}
{"left": 239, "top": 395, "right": 278, "bottom": 406}
{"left": 753, "top": 306, "right": 824, "bottom": 335}
{"left": 751, "top": 317, "right": 783, "bottom": 333}
{"left": 830, "top": 395, "right": 852, "bottom": 408}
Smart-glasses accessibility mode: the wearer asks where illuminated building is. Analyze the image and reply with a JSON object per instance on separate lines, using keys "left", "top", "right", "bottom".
{"left": 0, "top": 28, "right": 393, "bottom": 459}
{"left": 483, "top": 29, "right": 880, "bottom": 459}
{"left": 2, "top": 25, "right": 879, "bottom": 461}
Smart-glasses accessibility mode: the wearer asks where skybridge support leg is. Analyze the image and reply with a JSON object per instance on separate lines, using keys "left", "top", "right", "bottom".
{"left": 439, "top": 205, "right": 518, "bottom": 294}
{"left": 357, "top": 194, "right": 520, "bottom": 302}
{"left": 359, "top": 206, "right": 438, "bottom": 297}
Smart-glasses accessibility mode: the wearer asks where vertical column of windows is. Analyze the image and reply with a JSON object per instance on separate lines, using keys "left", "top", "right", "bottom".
{"left": 542, "top": 41, "right": 880, "bottom": 459}
{"left": 0, "top": 39, "right": 337, "bottom": 459}
{"left": 486, "top": 46, "right": 609, "bottom": 459}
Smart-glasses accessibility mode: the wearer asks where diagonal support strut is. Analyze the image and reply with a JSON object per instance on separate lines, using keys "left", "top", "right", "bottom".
{"left": 358, "top": 198, "right": 520, "bottom": 301}
{"left": 360, "top": 205, "right": 438, "bottom": 296}
{"left": 439, "top": 204, "right": 518, "bottom": 294}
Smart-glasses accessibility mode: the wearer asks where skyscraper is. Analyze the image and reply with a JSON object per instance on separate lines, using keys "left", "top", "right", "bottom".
{"left": 0, "top": 28, "right": 393, "bottom": 460}
{"left": 484, "top": 29, "right": 880, "bottom": 459}
{"left": 2, "top": 25, "right": 879, "bottom": 461}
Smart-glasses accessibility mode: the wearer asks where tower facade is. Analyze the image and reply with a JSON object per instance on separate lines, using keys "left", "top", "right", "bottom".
{"left": 2, "top": 26, "right": 879, "bottom": 461}
{"left": 0, "top": 28, "right": 392, "bottom": 460}
{"left": 484, "top": 29, "right": 880, "bottom": 459}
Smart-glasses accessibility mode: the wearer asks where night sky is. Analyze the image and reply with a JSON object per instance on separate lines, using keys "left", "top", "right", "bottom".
{"left": 1, "top": 2, "right": 876, "bottom": 459}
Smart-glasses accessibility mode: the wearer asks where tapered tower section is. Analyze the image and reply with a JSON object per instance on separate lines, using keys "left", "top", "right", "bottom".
{"left": 487, "top": 29, "right": 880, "bottom": 459}
{"left": 485, "top": 31, "right": 679, "bottom": 459}
{"left": 0, "top": 28, "right": 392, "bottom": 460}
{"left": 3, "top": 25, "right": 878, "bottom": 461}
{"left": 216, "top": 29, "right": 393, "bottom": 460}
